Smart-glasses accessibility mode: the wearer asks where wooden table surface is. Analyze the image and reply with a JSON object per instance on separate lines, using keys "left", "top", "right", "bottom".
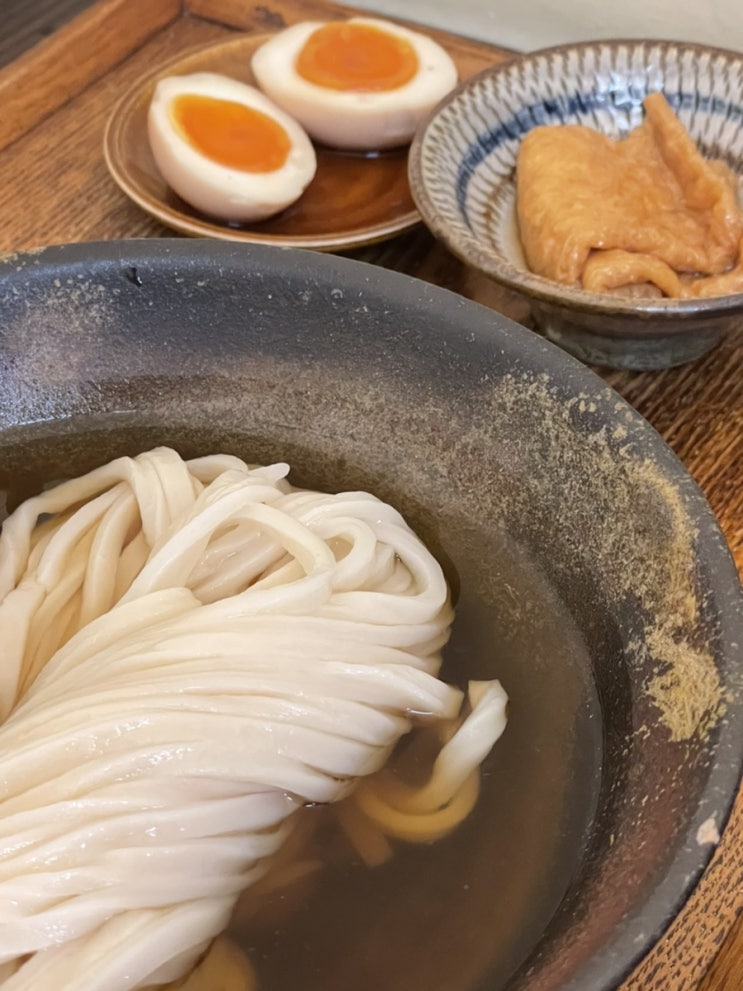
{"left": 0, "top": 0, "right": 740, "bottom": 988}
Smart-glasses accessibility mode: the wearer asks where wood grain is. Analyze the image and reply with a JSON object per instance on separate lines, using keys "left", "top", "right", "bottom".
{"left": 700, "top": 914, "right": 743, "bottom": 991}
{"left": 0, "top": 2, "right": 741, "bottom": 990}
{"left": 0, "top": 0, "right": 180, "bottom": 152}
{"left": 1, "top": 0, "right": 96, "bottom": 68}
{"left": 0, "top": 17, "right": 236, "bottom": 249}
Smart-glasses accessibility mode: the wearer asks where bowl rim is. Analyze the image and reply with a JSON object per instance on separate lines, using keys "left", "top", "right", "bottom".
{"left": 408, "top": 37, "right": 743, "bottom": 324}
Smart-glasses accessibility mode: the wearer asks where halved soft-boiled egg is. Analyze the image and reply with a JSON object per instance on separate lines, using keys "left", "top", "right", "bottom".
{"left": 251, "top": 18, "right": 458, "bottom": 151}
{"left": 147, "top": 72, "right": 317, "bottom": 221}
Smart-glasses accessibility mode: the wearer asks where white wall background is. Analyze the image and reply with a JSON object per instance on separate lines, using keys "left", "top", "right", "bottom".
{"left": 339, "top": 0, "right": 743, "bottom": 53}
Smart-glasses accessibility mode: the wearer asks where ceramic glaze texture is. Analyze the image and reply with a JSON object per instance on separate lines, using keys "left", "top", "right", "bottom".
{"left": 409, "top": 41, "right": 743, "bottom": 370}
{"left": 0, "top": 241, "right": 741, "bottom": 991}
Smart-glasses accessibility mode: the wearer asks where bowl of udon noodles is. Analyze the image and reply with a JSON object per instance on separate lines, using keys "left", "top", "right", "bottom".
{"left": 408, "top": 40, "right": 743, "bottom": 371}
{"left": 0, "top": 239, "right": 740, "bottom": 991}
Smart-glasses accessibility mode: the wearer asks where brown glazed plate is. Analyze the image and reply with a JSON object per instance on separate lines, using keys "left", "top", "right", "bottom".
{"left": 104, "top": 34, "right": 438, "bottom": 250}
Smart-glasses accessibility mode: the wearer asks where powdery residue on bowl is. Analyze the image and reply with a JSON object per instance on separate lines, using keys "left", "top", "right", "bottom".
{"left": 623, "top": 465, "right": 727, "bottom": 742}
{"left": 695, "top": 816, "right": 722, "bottom": 846}
{"left": 644, "top": 630, "right": 723, "bottom": 742}
{"left": 467, "top": 372, "right": 726, "bottom": 743}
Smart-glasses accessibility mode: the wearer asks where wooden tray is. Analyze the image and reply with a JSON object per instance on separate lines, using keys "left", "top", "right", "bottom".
{"left": 0, "top": 2, "right": 741, "bottom": 989}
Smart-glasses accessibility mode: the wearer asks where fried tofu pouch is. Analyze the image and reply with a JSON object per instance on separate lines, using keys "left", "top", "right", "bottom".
{"left": 515, "top": 93, "right": 743, "bottom": 298}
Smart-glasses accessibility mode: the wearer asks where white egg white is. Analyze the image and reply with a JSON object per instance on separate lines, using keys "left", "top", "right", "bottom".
{"left": 251, "top": 18, "right": 458, "bottom": 151}
{"left": 147, "top": 72, "right": 317, "bottom": 222}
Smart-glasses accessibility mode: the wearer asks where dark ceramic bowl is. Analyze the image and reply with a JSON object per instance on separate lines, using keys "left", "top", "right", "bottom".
{"left": 0, "top": 240, "right": 741, "bottom": 991}
{"left": 408, "top": 40, "right": 743, "bottom": 371}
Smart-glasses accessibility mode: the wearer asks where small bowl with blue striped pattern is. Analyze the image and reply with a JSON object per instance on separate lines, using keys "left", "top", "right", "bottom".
{"left": 408, "top": 40, "right": 743, "bottom": 370}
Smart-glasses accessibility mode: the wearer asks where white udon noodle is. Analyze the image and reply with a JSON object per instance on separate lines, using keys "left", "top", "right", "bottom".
{"left": 0, "top": 448, "right": 508, "bottom": 991}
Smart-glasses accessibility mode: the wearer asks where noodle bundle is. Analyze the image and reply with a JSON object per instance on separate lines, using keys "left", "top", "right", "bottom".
{"left": 0, "top": 448, "right": 507, "bottom": 990}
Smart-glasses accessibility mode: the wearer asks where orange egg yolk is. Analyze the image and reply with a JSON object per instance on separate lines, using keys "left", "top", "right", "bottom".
{"left": 170, "top": 94, "right": 291, "bottom": 172}
{"left": 296, "top": 22, "right": 419, "bottom": 92}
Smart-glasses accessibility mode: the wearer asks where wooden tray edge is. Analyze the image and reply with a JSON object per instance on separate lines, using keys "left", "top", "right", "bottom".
{"left": 0, "top": 0, "right": 181, "bottom": 152}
